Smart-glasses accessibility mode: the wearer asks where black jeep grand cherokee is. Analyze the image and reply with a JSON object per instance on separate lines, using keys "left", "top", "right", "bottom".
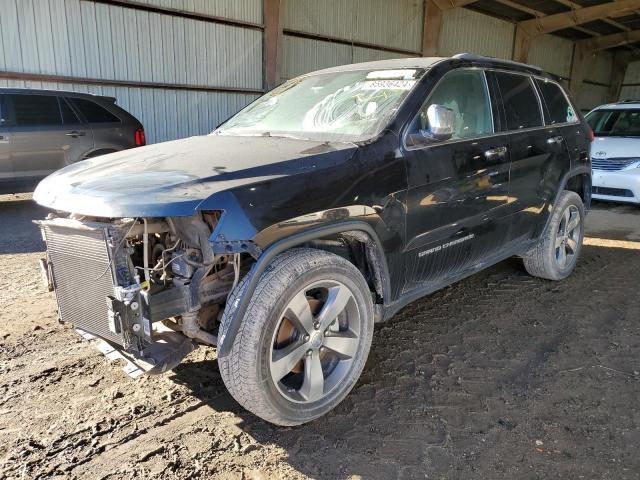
{"left": 34, "top": 54, "right": 592, "bottom": 426}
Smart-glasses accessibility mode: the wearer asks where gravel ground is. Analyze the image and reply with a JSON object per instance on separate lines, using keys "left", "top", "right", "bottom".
{"left": 1, "top": 193, "right": 639, "bottom": 479}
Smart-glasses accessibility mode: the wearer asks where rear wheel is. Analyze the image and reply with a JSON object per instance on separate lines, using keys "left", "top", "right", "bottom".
{"left": 218, "top": 248, "right": 374, "bottom": 426}
{"left": 523, "top": 190, "right": 585, "bottom": 280}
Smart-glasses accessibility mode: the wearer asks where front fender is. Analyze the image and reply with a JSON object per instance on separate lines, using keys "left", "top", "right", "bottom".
{"left": 216, "top": 219, "right": 391, "bottom": 358}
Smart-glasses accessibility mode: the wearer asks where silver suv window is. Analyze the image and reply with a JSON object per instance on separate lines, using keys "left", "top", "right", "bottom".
{"left": 12, "top": 95, "right": 62, "bottom": 127}
{"left": 70, "top": 98, "right": 120, "bottom": 124}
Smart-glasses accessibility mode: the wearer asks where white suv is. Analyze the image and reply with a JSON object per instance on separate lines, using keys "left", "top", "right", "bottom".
{"left": 586, "top": 101, "right": 640, "bottom": 204}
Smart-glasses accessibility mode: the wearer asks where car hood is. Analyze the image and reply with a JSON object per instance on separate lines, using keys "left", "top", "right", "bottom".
{"left": 591, "top": 136, "right": 640, "bottom": 159}
{"left": 33, "top": 134, "right": 358, "bottom": 217}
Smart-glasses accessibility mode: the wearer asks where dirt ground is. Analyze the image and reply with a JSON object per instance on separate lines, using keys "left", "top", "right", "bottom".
{"left": 1, "top": 193, "right": 639, "bottom": 480}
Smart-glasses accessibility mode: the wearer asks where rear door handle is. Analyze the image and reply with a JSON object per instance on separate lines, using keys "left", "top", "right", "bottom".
{"left": 484, "top": 146, "right": 508, "bottom": 160}
{"left": 65, "top": 131, "right": 86, "bottom": 138}
{"left": 547, "top": 135, "right": 564, "bottom": 145}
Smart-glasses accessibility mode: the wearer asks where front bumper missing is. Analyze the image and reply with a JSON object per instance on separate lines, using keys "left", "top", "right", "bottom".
{"left": 76, "top": 327, "right": 197, "bottom": 377}
{"left": 38, "top": 216, "right": 208, "bottom": 374}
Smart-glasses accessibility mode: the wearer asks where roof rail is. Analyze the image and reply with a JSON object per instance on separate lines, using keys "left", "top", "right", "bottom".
{"left": 452, "top": 53, "right": 544, "bottom": 73}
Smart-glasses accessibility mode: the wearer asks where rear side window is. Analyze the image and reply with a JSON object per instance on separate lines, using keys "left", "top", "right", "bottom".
{"left": 60, "top": 98, "right": 80, "bottom": 124}
{"left": 535, "top": 79, "right": 577, "bottom": 125}
{"left": 12, "top": 94, "right": 62, "bottom": 127}
{"left": 71, "top": 98, "right": 120, "bottom": 123}
{"left": 494, "top": 72, "right": 542, "bottom": 130}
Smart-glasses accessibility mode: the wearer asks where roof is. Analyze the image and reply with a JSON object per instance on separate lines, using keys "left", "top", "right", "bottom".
{"left": 592, "top": 101, "right": 640, "bottom": 109}
{"left": 312, "top": 57, "right": 445, "bottom": 75}
{"left": 465, "top": 0, "right": 640, "bottom": 53}
{"left": 0, "top": 87, "right": 115, "bottom": 103}
{"left": 309, "top": 53, "right": 550, "bottom": 78}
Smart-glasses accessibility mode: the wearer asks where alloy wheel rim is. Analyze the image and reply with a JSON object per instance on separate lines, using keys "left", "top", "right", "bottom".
{"left": 269, "top": 280, "right": 361, "bottom": 404}
{"left": 555, "top": 204, "right": 581, "bottom": 269}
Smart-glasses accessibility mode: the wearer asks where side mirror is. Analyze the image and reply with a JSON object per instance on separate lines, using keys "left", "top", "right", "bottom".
{"left": 423, "top": 104, "right": 455, "bottom": 141}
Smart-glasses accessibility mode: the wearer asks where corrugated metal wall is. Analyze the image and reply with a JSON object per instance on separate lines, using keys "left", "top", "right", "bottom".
{"left": 439, "top": 9, "right": 514, "bottom": 60}
{"left": 529, "top": 34, "right": 573, "bottom": 79}
{"left": 136, "top": 0, "right": 262, "bottom": 24}
{"left": 0, "top": 0, "right": 261, "bottom": 143}
{"left": 281, "top": 36, "right": 413, "bottom": 81}
{"left": 0, "top": 0, "right": 622, "bottom": 141}
{"left": 578, "top": 85, "right": 610, "bottom": 112}
{"left": 620, "top": 60, "right": 640, "bottom": 101}
{"left": 280, "top": 0, "right": 421, "bottom": 81}
{"left": 283, "top": 0, "right": 423, "bottom": 53}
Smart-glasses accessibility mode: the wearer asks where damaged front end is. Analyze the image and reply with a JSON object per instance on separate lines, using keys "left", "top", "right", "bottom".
{"left": 38, "top": 212, "right": 241, "bottom": 375}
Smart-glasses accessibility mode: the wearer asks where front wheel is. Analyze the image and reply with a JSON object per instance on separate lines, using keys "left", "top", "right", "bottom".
{"left": 523, "top": 190, "right": 585, "bottom": 280}
{"left": 218, "top": 248, "right": 374, "bottom": 426}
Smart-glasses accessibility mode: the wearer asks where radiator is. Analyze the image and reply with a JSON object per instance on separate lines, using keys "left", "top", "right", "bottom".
{"left": 41, "top": 220, "right": 126, "bottom": 346}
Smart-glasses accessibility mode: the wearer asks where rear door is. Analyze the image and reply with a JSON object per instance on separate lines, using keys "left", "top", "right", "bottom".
{"left": 533, "top": 78, "right": 585, "bottom": 170}
{"left": 68, "top": 97, "right": 126, "bottom": 151}
{"left": 490, "top": 71, "right": 566, "bottom": 242}
{"left": 8, "top": 93, "right": 93, "bottom": 181}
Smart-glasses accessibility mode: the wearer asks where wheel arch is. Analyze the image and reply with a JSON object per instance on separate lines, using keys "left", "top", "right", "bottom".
{"left": 534, "top": 166, "right": 591, "bottom": 240}
{"left": 83, "top": 148, "right": 119, "bottom": 160}
{"left": 217, "top": 221, "right": 391, "bottom": 358}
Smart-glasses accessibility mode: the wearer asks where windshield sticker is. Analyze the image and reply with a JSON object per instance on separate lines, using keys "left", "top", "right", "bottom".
{"left": 363, "top": 79, "right": 416, "bottom": 90}
{"left": 566, "top": 105, "right": 577, "bottom": 122}
{"left": 367, "top": 69, "right": 417, "bottom": 80}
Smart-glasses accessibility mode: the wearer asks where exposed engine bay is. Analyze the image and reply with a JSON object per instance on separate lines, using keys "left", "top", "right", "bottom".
{"left": 38, "top": 212, "right": 246, "bottom": 374}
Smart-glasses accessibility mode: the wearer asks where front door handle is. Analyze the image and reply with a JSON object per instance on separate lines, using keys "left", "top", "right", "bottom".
{"left": 546, "top": 135, "right": 564, "bottom": 145}
{"left": 484, "top": 146, "right": 508, "bottom": 160}
{"left": 65, "top": 131, "right": 86, "bottom": 138}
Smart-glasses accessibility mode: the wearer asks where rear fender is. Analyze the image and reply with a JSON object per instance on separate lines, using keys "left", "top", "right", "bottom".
{"left": 534, "top": 166, "right": 592, "bottom": 239}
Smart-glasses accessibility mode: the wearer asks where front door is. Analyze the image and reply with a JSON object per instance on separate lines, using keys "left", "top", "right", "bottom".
{"left": 402, "top": 68, "right": 511, "bottom": 292}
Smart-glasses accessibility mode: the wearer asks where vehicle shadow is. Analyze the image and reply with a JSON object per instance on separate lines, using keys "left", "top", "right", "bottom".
{"left": 167, "top": 233, "right": 640, "bottom": 479}
{"left": 0, "top": 195, "right": 48, "bottom": 254}
{"left": 170, "top": 343, "right": 451, "bottom": 480}
{"left": 168, "top": 259, "right": 534, "bottom": 479}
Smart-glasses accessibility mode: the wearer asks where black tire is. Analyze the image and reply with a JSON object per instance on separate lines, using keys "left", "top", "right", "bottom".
{"left": 523, "top": 190, "right": 585, "bottom": 280}
{"left": 217, "top": 248, "right": 374, "bottom": 426}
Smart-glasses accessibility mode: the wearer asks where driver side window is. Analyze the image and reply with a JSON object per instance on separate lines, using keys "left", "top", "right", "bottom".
{"left": 407, "top": 69, "right": 493, "bottom": 146}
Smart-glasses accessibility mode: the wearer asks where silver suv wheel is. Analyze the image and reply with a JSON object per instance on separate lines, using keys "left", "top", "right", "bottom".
{"left": 218, "top": 248, "right": 374, "bottom": 426}
{"left": 555, "top": 204, "right": 581, "bottom": 270}
{"left": 523, "top": 190, "right": 585, "bottom": 281}
{"left": 269, "top": 280, "right": 362, "bottom": 404}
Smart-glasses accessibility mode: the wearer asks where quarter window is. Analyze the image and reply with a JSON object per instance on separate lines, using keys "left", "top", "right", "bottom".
{"left": 12, "top": 95, "right": 62, "bottom": 127}
{"left": 71, "top": 98, "right": 120, "bottom": 123}
{"left": 494, "top": 72, "right": 542, "bottom": 130}
{"left": 535, "top": 79, "right": 576, "bottom": 125}
{"left": 407, "top": 69, "right": 493, "bottom": 144}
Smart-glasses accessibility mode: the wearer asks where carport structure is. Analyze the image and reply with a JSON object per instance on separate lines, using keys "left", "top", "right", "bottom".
{"left": 2, "top": 0, "right": 640, "bottom": 143}
{"left": 424, "top": 0, "right": 640, "bottom": 102}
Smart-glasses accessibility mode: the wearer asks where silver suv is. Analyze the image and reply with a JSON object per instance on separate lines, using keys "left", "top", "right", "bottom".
{"left": 0, "top": 88, "right": 145, "bottom": 194}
